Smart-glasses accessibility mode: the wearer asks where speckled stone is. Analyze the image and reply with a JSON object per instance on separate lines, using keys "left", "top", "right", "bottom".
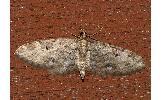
{"left": 11, "top": 0, "right": 151, "bottom": 99}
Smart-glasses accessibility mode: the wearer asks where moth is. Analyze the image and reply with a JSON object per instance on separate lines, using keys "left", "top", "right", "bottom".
{"left": 15, "top": 31, "right": 145, "bottom": 81}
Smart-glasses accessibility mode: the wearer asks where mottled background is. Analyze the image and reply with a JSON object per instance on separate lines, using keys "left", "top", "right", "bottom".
{"left": 11, "top": 0, "right": 151, "bottom": 100}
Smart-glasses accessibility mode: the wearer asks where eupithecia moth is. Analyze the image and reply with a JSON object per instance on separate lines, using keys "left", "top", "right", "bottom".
{"left": 15, "top": 31, "right": 145, "bottom": 81}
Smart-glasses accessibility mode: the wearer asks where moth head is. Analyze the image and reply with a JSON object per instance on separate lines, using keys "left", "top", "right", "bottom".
{"left": 80, "top": 31, "right": 87, "bottom": 39}
{"left": 80, "top": 70, "right": 85, "bottom": 81}
{"left": 79, "top": 29, "right": 98, "bottom": 42}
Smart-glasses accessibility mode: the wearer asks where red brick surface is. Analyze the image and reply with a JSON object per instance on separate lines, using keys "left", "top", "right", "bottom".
{"left": 11, "top": 0, "right": 151, "bottom": 99}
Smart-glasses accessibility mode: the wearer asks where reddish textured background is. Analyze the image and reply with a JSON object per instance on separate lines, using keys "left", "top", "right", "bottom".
{"left": 11, "top": 0, "right": 151, "bottom": 100}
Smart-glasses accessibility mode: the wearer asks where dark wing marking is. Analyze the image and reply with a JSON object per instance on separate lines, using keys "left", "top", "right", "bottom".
{"left": 15, "top": 38, "right": 78, "bottom": 74}
{"left": 88, "top": 41, "right": 145, "bottom": 76}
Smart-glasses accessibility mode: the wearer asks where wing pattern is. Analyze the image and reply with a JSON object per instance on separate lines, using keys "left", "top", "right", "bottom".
{"left": 15, "top": 38, "right": 145, "bottom": 76}
{"left": 88, "top": 41, "right": 145, "bottom": 76}
{"left": 15, "top": 38, "right": 78, "bottom": 74}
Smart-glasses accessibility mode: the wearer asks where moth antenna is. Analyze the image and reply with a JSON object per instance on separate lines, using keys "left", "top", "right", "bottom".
{"left": 71, "top": 33, "right": 78, "bottom": 38}
{"left": 88, "top": 32, "right": 98, "bottom": 37}
{"left": 70, "top": 33, "right": 80, "bottom": 39}
{"left": 87, "top": 35, "right": 96, "bottom": 40}
{"left": 86, "top": 34, "right": 98, "bottom": 42}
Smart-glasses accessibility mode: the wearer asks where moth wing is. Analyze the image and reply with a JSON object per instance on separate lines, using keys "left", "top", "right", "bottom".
{"left": 89, "top": 41, "right": 145, "bottom": 76}
{"left": 15, "top": 38, "right": 78, "bottom": 74}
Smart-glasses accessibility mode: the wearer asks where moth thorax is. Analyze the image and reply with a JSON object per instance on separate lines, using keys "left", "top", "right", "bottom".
{"left": 78, "top": 39, "right": 88, "bottom": 54}
{"left": 79, "top": 39, "right": 87, "bottom": 47}
{"left": 78, "top": 61, "right": 86, "bottom": 68}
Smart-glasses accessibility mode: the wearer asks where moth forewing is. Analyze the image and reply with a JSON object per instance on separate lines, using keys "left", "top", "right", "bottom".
{"left": 15, "top": 31, "right": 145, "bottom": 80}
